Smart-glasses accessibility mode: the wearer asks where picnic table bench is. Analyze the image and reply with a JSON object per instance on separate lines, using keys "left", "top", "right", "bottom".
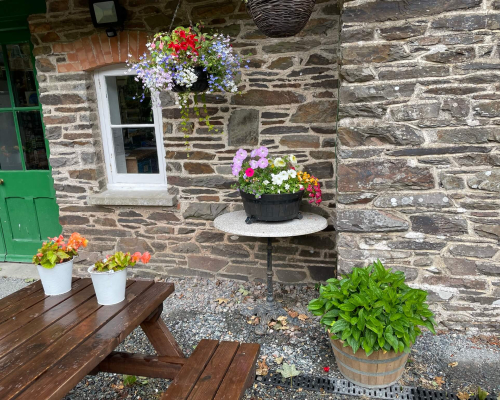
{"left": 0, "top": 278, "right": 259, "bottom": 400}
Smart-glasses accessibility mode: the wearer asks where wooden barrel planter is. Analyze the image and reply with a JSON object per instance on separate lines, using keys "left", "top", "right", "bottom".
{"left": 330, "top": 338, "right": 409, "bottom": 389}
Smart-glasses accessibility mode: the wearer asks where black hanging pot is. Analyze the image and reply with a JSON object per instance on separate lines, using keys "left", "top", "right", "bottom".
{"left": 172, "top": 66, "right": 209, "bottom": 93}
{"left": 240, "top": 190, "right": 304, "bottom": 224}
{"left": 246, "top": 0, "right": 316, "bottom": 38}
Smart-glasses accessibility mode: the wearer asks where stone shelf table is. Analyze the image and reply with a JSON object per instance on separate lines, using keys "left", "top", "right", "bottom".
{"left": 214, "top": 210, "right": 328, "bottom": 334}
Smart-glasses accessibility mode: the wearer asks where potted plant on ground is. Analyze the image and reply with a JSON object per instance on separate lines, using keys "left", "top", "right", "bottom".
{"left": 232, "top": 146, "right": 322, "bottom": 224}
{"left": 88, "top": 251, "right": 151, "bottom": 305}
{"left": 32, "top": 233, "right": 88, "bottom": 296}
{"left": 308, "top": 260, "right": 436, "bottom": 389}
{"left": 128, "top": 24, "right": 243, "bottom": 147}
{"left": 246, "top": 0, "right": 316, "bottom": 38}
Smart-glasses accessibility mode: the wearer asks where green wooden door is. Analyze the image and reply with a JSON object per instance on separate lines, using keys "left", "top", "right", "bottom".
{"left": 0, "top": 32, "right": 62, "bottom": 262}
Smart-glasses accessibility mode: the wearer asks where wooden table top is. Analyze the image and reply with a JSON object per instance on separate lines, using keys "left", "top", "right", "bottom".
{"left": 0, "top": 278, "right": 175, "bottom": 400}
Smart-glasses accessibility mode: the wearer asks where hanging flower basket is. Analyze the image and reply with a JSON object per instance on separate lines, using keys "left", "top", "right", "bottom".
{"left": 246, "top": 0, "right": 316, "bottom": 38}
{"left": 128, "top": 24, "right": 243, "bottom": 147}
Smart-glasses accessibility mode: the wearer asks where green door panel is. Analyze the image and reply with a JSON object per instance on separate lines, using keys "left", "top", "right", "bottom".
{"left": 0, "top": 171, "right": 61, "bottom": 262}
{"left": 0, "top": 33, "right": 61, "bottom": 263}
{"left": 0, "top": 221, "right": 6, "bottom": 261}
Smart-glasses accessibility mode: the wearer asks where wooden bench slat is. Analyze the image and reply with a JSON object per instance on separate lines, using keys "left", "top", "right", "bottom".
{"left": 0, "top": 280, "right": 153, "bottom": 400}
{"left": 214, "top": 343, "right": 260, "bottom": 400}
{"left": 0, "top": 279, "right": 93, "bottom": 341}
{"left": 0, "top": 280, "right": 44, "bottom": 312}
{"left": 0, "top": 278, "right": 79, "bottom": 323}
{"left": 0, "top": 281, "right": 133, "bottom": 378}
{"left": 162, "top": 339, "right": 220, "bottom": 400}
{"left": 14, "top": 282, "right": 174, "bottom": 400}
{"left": 187, "top": 341, "right": 240, "bottom": 400}
{"left": 98, "top": 351, "right": 185, "bottom": 380}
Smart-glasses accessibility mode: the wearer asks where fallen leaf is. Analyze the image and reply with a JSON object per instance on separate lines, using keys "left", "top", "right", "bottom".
{"left": 298, "top": 314, "right": 309, "bottom": 321}
{"left": 434, "top": 376, "right": 445, "bottom": 386}
{"left": 277, "top": 316, "right": 288, "bottom": 323}
{"left": 24, "top": 278, "right": 35, "bottom": 283}
{"left": 215, "top": 298, "right": 230, "bottom": 305}
{"left": 123, "top": 375, "right": 137, "bottom": 386}
{"left": 178, "top": 293, "right": 184, "bottom": 299}
{"left": 457, "top": 392, "right": 470, "bottom": 400}
{"left": 448, "top": 362, "right": 458, "bottom": 368}
{"left": 238, "top": 286, "right": 250, "bottom": 296}
{"left": 275, "top": 356, "right": 283, "bottom": 365}
{"left": 288, "top": 310, "right": 299, "bottom": 318}
{"left": 256, "top": 357, "right": 269, "bottom": 376}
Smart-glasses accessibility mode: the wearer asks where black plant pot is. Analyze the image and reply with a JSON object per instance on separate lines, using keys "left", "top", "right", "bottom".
{"left": 240, "top": 190, "right": 304, "bottom": 224}
{"left": 246, "top": 0, "right": 316, "bottom": 38}
{"left": 172, "top": 66, "right": 209, "bottom": 93}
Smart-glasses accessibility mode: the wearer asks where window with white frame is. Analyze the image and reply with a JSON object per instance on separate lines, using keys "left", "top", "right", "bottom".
{"left": 95, "top": 65, "right": 166, "bottom": 190}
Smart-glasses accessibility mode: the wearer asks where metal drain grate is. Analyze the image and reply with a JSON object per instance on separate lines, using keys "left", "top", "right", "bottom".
{"left": 414, "top": 388, "right": 497, "bottom": 400}
{"left": 258, "top": 372, "right": 414, "bottom": 399}
{"left": 258, "top": 371, "right": 497, "bottom": 400}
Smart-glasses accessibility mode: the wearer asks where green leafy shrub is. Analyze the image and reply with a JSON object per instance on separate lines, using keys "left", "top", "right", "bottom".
{"left": 308, "top": 260, "right": 436, "bottom": 356}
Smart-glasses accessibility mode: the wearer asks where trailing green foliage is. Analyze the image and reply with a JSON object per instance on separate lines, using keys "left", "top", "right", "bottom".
{"left": 308, "top": 260, "right": 436, "bottom": 356}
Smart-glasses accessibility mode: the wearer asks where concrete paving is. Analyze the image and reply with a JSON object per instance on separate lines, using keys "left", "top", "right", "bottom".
{"left": 0, "top": 262, "right": 39, "bottom": 279}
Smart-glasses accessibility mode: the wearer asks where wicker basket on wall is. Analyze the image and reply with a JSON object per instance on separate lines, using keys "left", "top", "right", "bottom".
{"left": 246, "top": 0, "right": 316, "bottom": 38}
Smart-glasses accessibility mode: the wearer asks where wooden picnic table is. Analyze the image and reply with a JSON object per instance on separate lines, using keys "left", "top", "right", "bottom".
{"left": 0, "top": 277, "right": 183, "bottom": 400}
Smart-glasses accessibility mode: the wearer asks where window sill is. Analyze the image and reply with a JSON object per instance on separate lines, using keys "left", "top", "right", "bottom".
{"left": 88, "top": 190, "right": 178, "bottom": 207}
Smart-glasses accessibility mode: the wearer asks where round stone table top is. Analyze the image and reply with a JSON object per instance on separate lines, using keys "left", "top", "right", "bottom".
{"left": 214, "top": 210, "right": 328, "bottom": 238}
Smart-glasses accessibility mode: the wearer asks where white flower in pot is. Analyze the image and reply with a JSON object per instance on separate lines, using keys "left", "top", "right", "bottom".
{"left": 308, "top": 260, "right": 437, "bottom": 389}
{"left": 32, "top": 233, "right": 88, "bottom": 296}
{"left": 88, "top": 251, "right": 151, "bottom": 305}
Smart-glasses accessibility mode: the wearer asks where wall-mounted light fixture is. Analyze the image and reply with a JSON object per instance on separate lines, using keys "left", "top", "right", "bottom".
{"left": 89, "top": 0, "right": 127, "bottom": 38}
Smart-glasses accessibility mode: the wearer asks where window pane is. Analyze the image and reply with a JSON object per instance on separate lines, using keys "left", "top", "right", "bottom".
{"left": 0, "top": 113, "right": 22, "bottom": 170}
{"left": 6, "top": 43, "right": 38, "bottom": 108}
{"left": 111, "top": 127, "right": 159, "bottom": 174}
{"left": 106, "top": 75, "right": 153, "bottom": 125}
{"left": 0, "top": 48, "right": 11, "bottom": 108}
{"left": 17, "top": 111, "right": 49, "bottom": 170}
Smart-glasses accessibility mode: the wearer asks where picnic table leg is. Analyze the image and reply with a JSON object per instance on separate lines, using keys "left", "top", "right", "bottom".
{"left": 141, "top": 304, "right": 185, "bottom": 358}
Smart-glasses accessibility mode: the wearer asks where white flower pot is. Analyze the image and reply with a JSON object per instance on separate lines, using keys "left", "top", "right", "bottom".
{"left": 37, "top": 259, "right": 74, "bottom": 296}
{"left": 88, "top": 266, "right": 127, "bottom": 305}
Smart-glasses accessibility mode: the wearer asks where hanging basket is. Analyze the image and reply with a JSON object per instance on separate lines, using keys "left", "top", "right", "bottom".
{"left": 246, "top": 0, "right": 316, "bottom": 38}
{"left": 172, "top": 66, "right": 209, "bottom": 93}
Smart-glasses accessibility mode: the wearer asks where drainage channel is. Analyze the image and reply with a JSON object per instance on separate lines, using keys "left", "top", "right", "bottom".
{"left": 258, "top": 371, "right": 497, "bottom": 400}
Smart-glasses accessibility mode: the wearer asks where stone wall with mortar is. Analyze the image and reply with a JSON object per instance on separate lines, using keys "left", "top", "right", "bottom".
{"left": 28, "top": 0, "right": 339, "bottom": 283}
{"left": 337, "top": 0, "right": 500, "bottom": 330}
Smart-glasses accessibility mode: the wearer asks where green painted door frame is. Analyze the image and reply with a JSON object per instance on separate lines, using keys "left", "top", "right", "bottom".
{"left": 0, "top": 20, "right": 62, "bottom": 262}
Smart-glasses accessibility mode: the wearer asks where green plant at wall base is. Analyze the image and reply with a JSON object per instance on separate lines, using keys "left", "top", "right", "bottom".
{"left": 308, "top": 260, "right": 436, "bottom": 356}
{"left": 93, "top": 251, "right": 151, "bottom": 272}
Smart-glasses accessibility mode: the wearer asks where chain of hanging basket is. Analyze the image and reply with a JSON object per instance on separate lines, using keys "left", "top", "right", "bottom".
{"left": 246, "top": 0, "right": 316, "bottom": 38}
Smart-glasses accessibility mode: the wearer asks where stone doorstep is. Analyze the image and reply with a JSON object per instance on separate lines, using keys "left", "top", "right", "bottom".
{"left": 0, "top": 263, "right": 39, "bottom": 280}
{"left": 88, "top": 190, "right": 178, "bottom": 207}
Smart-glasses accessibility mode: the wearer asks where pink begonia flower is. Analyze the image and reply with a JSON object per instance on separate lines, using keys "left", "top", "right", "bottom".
{"left": 150, "top": 43, "right": 156, "bottom": 49}
{"left": 258, "top": 157, "right": 269, "bottom": 168}
{"left": 245, "top": 168, "right": 255, "bottom": 178}
{"left": 249, "top": 159, "right": 259, "bottom": 169}
{"left": 159, "top": 42, "right": 164, "bottom": 50}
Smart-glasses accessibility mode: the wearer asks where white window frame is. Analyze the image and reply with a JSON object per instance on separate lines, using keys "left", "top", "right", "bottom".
{"left": 95, "top": 65, "right": 167, "bottom": 190}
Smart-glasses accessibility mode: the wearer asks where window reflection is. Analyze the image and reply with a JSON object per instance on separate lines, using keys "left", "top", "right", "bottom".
{"left": 6, "top": 43, "right": 38, "bottom": 108}
{"left": 112, "top": 127, "right": 159, "bottom": 174}
{"left": 18, "top": 111, "right": 49, "bottom": 170}
{"left": 0, "top": 113, "right": 22, "bottom": 170}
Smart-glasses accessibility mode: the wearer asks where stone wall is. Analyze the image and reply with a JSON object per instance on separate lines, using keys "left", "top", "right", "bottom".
{"left": 337, "top": 0, "right": 500, "bottom": 330}
{"left": 29, "top": 0, "right": 339, "bottom": 283}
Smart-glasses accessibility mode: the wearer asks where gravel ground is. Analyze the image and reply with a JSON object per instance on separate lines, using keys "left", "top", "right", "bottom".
{"left": 1, "top": 277, "right": 499, "bottom": 400}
